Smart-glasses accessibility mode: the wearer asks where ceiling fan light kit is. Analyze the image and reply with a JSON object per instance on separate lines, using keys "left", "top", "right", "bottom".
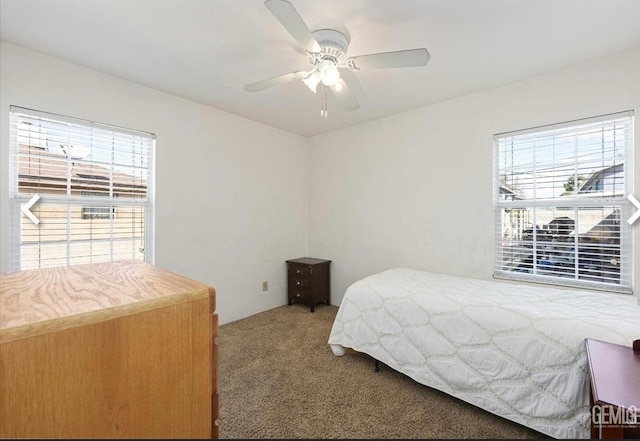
{"left": 244, "top": 0, "right": 431, "bottom": 117}
{"left": 318, "top": 59, "right": 340, "bottom": 86}
{"left": 302, "top": 72, "right": 321, "bottom": 93}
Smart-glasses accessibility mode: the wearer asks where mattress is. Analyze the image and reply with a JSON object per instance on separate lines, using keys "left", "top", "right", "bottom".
{"left": 327, "top": 268, "right": 640, "bottom": 439}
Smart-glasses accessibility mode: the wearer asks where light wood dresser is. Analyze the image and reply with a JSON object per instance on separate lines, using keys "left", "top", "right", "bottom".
{"left": 0, "top": 260, "right": 218, "bottom": 439}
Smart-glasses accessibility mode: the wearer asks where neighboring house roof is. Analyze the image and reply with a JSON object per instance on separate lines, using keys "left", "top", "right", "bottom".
{"left": 499, "top": 185, "right": 524, "bottom": 200}
{"left": 18, "top": 144, "right": 147, "bottom": 196}
{"left": 577, "top": 163, "right": 623, "bottom": 194}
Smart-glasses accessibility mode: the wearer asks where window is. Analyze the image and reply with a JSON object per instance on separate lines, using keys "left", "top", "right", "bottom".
{"left": 9, "top": 106, "right": 155, "bottom": 271}
{"left": 494, "top": 112, "right": 633, "bottom": 293}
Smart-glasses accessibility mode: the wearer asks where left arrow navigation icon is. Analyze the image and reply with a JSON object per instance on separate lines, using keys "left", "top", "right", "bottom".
{"left": 21, "top": 194, "right": 41, "bottom": 225}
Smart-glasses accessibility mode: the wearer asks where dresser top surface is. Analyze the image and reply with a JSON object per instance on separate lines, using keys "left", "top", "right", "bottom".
{"left": 286, "top": 257, "right": 331, "bottom": 266}
{"left": 586, "top": 338, "right": 640, "bottom": 410}
{"left": 0, "top": 260, "right": 214, "bottom": 342}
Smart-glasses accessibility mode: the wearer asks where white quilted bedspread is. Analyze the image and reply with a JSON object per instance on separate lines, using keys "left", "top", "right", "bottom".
{"left": 327, "top": 268, "right": 640, "bottom": 439}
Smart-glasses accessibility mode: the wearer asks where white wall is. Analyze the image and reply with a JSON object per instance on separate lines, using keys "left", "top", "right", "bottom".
{"left": 309, "top": 48, "right": 640, "bottom": 305}
{"left": 0, "top": 42, "right": 309, "bottom": 324}
{"left": 2, "top": 42, "right": 638, "bottom": 324}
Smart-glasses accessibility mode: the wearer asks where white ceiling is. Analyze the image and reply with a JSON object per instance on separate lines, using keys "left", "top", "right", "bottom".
{"left": 2, "top": 0, "right": 640, "bottom": 137}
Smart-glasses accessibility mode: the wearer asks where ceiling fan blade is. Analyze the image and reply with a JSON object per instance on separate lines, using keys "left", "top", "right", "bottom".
{"left": 244, "top": 71, "right": 307, "bottom": 92}
{"left": 330, "top": 78, "right": 359, "bottom": 111}
{"left": 347, "top": 48, "right": 430, "bottom": 70}
{"left": 264, "top": 0, "right": 321, "bottom": 54}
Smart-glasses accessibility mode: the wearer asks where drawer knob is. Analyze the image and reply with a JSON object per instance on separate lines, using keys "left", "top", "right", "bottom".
{"left": 296, "top": 280, "right": 301, "bottom": 286}
{"left": 296, "top": 292, "right": 301, "bottom": 298}
{"left": 296, "top": 268, "right": 301, "bottom": 274}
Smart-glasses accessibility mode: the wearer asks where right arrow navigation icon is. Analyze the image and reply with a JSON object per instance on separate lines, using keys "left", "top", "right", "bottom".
{"left": 628, "top": 195, "right": 640, "bottom": 226}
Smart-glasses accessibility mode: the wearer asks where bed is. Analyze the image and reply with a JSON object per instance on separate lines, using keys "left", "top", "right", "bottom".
{"left": 327, "top": 268, "right": 640, "bottom": 439}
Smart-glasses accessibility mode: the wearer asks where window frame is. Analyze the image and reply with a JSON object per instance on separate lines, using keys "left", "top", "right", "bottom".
{"left": 493, "top": 111, "right": 633, "bottom": 294}
{"left": 8, "top": 106, "right": 156, "bottom": 271}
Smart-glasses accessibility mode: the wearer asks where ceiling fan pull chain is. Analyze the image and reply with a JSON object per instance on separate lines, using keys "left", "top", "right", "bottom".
{"left": 326, "top": 91, "right": 328, "bottom": 117}
{"left": 321, "top": 86, "right": 328, "bottom": 118}
{"left": 322, "top": 87, "right": 325, "bottom": 117}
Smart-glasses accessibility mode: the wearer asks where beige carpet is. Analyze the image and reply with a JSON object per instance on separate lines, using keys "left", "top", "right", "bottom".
{"left": 217, "top": 304, "right": 549, "bottom": 439}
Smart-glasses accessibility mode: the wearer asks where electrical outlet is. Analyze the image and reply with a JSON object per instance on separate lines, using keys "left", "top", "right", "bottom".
{"left": 262, "top": 281, "right": 268, "bottom": 292}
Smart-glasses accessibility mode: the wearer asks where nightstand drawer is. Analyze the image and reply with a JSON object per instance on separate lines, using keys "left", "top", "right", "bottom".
{"left": 290, "top": 290, "right": 310, "bottom": 301}
{"left": 290, "top": 265, "right": 311, "bottom": 278}
{"left": 290, "top": 278, "right": 310, "bottom": 289}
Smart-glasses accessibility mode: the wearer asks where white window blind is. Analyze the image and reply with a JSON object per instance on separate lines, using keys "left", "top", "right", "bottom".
{"left": 494, "top": 111, "right": 633, "bottom": 293}
{"left": 9, "top": 106, "right": 155, "bottom": 271}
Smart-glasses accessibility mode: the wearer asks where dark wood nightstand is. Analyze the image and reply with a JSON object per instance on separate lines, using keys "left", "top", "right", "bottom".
{"left": 585, "top": 338, "right": 640, "bottom": 439}
{"left": 286, "top": 257, "right": 331, "bottom": 312}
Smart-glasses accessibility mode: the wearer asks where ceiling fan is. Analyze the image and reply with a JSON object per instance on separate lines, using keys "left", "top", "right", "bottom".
{"left": 244, "top": 0, "right": 431, "bottom": 117}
